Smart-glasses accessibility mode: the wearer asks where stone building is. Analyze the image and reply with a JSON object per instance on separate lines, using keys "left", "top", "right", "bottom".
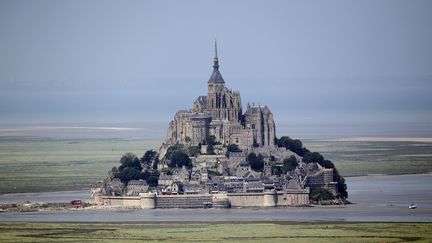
{"left": 289, "top": 162, "right": 338, "bottom": 196}
{"left": 161, "top": 41, "right": 276, "bottom": 157}
{"left": 125, "top": 180, "right": 149, "bottom": 196}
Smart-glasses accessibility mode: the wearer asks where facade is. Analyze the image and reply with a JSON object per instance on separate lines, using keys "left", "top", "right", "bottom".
{"left": 125, "top": 180, "right": 149, "bottom": 196}
{"left": 162, "top": 41, "right": 275, "bottom": 157}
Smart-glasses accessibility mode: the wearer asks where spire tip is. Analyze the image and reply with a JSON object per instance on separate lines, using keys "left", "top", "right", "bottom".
{"left": 214, "top": 38, "right": 218, "bottom": 58}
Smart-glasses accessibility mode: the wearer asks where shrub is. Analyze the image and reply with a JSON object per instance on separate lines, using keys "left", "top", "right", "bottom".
{"left": 246, "top": 153, "right": 264, "bottom": 172}
{"left": 226, "top": 144, "right": 242, "bottom": 156}
{"left": 310, "top": 187, "right": 335, "bottom": 201}
{"left": 188, "top": 146, "right": 201, "bottom": 157}
{"left": 117, "top": 167, "right": 141, "bottom": 183}
{"left": 118, "top": 153, "right": 142, "bottom": 171}
{"left": 170, "top": 151, "right": 192, "bottom": 169}
{"left": 165, "top": 144, "right": 185, "bottom": 160}
{"left": 282, "top": 155, "right": 298, "bottom": 172}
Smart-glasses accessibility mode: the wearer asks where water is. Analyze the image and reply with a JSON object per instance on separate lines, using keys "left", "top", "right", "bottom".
{"left": 1, "top": 174, "right": 431, "bottom": 222}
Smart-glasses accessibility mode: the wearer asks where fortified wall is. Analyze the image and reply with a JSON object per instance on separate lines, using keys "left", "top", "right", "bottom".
{"left": 90, "top": 189, "right": 309, "bottom": 209}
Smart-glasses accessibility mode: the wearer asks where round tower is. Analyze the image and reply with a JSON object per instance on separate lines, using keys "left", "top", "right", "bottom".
{"left": 263, "top": 190, "right": 277, "bottom": 207}
{"left": 140, "top": 193, "right": 156, "bottom": 209}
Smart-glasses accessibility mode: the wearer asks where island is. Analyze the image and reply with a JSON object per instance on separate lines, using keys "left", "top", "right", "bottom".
{"left": 89, "top": 41, "right": 348, "bottom": 209}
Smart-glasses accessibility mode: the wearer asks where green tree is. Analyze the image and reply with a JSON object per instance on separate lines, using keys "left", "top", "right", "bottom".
{"left": 319, "top": 159, "right": 335, "bottom": 169}
{"left": 334, "top": 168, "right": 348, "bottom": 198}
{"left": 204, "top": 135, "right": 218, "bottom": 154}
{"left": 141, "top": 150, "right": 157, "bottom": 167}
{"left": 282, "top": 155, "right": 298, "bottom": 172}
{"left": 117, "top": 167, "right": 141, "bottom": 183}
{"left": 152, "top": 158, "right": 159, "bottom": 170}
{"left": 170, "top": 151, "right": 192, "bottom": 169}
{"left": 165, "top": 144, "right": 185, "bottom": 160}
{"left": 276, "top": 136, "right": 308, "bottom": 156}
{"left": 226, "top": 144, "right": 242, "bottom": 156}
{"left": 147, "top": 175, "right": 159, "bottom": 187}
{"left": 118, "top": 153, "right": 142, "bottom": 171}
{"left": 205, "top": 135, "right": 217, "bottom": 145}
{"left": 147, "top": 171, "right": 160, "bottom": 187}
{"left": 302, "top": 151, "right": 311, "bottom": 163}
{"left": 227, "top": 144, "right": 242, "bottom": 152}
{"left": 188, "top": 146, "right": 201, "bottom": 157}
{"left": 310, "top": 187, "right": 335, "bottom": 201}
{"left": 310, "top": 152, "right": 324, "bottom": 163}
{"left": 246, "top": 153, "right": 264, "bottom": 172}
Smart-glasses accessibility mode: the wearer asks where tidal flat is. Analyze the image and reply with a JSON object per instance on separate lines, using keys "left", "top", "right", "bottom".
{"left": 303, "top": 139, "right": 432, "bottom": 176}
{"left": 0, "top": 138, "right": 161, "bottom": 193}
{"left": 0, "top": 222, "right": 431, "bottom": 242}
{"left": 1, "top": 137, "right": 432, "bottom": 194}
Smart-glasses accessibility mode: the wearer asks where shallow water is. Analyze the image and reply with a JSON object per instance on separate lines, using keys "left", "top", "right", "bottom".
{"left": 1, "top": 174, "right": 431, "bottom": 222}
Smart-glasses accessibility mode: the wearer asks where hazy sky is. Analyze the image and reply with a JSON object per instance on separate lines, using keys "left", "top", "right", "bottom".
{"left": 1, "top": 0, "right": 431, "bottom": 137}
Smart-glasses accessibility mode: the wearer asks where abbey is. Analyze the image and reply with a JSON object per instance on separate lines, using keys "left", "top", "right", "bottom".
{"left": 164, "top": 41, "right": 276, "bottom": 151}
{"left": 90, "top": 42, "right": 346, "bottom": 209}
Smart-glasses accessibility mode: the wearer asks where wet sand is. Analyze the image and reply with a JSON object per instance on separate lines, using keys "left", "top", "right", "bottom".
{"left": 0, "top": 173, "right": 431, "bottom": 222}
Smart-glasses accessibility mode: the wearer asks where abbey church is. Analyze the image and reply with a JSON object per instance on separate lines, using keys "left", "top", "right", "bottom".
{"left": 164, "top": 41, "right": 276, "bottom": 150}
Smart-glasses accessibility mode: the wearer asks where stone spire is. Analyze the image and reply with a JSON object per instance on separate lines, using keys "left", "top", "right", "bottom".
{"left": 213, "top": 38, "right": 219, "bottom": 69}
{"left": 208, "top": 39, "right": 225, "bottom": 83}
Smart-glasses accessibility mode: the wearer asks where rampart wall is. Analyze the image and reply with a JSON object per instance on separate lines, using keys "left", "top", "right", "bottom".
{"left": 90, "top": 189, "right": 309, "bottom": 209}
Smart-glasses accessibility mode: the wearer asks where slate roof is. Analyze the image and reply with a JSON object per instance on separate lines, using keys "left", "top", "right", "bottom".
{"left": 208, "top": 66, "right": 225, "bottom": 83}
{"left": 195, "top": 96, "right": 207, "bottom": 107}
{"left": 127, "top": 180, "right": 148, "bottom": 186}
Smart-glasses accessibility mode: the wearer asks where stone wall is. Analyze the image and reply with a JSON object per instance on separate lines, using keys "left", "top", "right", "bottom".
{"left": 97, "top": 196, "right": 141, "bottom": 207}
{"left": 226, "top": 190, "right": 309, "bottom": 207}
{"left": 226, "top": 192, "right": 264, "bottom": 207}
{"left": 155, "top": 194, "right": 213, "bottom": 208}
{"left": 276, "top": 189, "right": 310, "bottom": 207}
{"left": 90, "top": 189, "right": 310, "bottom": 208}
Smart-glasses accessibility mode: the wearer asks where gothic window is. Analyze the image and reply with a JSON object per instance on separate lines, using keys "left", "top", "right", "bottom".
{"left": 216, "top": 94, "right": 220, "bottom": 107}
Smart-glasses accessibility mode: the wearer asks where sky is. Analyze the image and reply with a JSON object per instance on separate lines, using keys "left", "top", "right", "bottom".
{"left": 0, "top": 0, "right": 431, "bottom": 138}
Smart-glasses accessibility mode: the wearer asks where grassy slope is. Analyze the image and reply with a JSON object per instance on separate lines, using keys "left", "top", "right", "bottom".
{"left": 0, "top": 222, "right": 431, "bottom": 242}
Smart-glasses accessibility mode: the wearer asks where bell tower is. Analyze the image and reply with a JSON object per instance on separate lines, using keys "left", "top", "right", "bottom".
{"left": 208, "top": 39, "right": 226, "bottom": 119}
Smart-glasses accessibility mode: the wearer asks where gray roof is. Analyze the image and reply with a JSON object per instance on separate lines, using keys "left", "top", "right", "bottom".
{"left": 195, "top": 96, "right": 207, "bottom": 107}
{"left": 183, "top": 183, "right": 202, "bottom": 190}
{"left": 245, "top": 106, "right": 260, "bottom": 115}
{"left": 159, "top": 174, "right": 174, "bottom": 180}
{"left": 127, "top": 180, "right": 147, "bottom": 186}
{"left": 208, "top": 67, "right": 225, "bottom": 83}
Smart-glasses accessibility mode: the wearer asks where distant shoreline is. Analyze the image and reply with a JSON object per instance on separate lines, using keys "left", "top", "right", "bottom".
{"left": 1, "top": 124, "right": 432, "bottom": 142}
{"left": 328, "top": 137, "right": 432, "bottom": 142}
{"left": 2, "top": 135, "right": 432, "bottom": 142}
